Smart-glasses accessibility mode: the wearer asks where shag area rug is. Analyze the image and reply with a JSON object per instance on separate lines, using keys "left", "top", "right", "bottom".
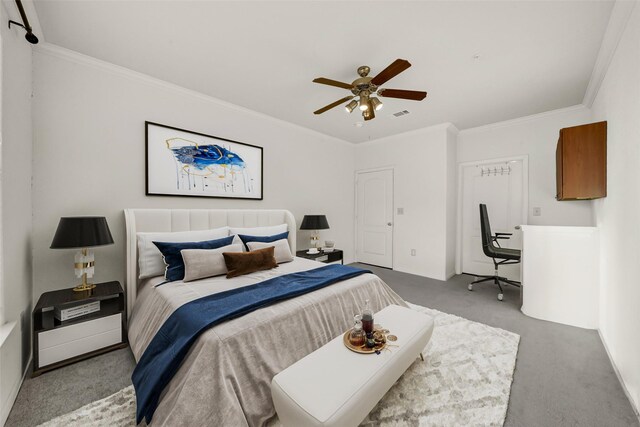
{"left": 39, "top": 303, "right": 519, "bottom": 427}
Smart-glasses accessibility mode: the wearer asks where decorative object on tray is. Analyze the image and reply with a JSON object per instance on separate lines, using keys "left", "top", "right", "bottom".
{"left": 50, "top": 216, "right": 114, "bottom": 292}
{"left": 344, "top": 299, "right": 391, "bottom": 354}
{"left": 348, "top": 314, "right": 366, "bottom": 347}
{"left": 362, "top": 299, "right": 374, "bottom": 334}
{"left": 307, "top": 247, "right": 319, "bottom": 255}
{"left": 323, "top": 240, "right": 335, "bottom": 252}
{"left": 145, "top": 121, "right": 263, "bottom": 200}
{"left": 343, "top": 326, "right": 388, "bottom": 354}
{"left": 299, "top": 214, "right": 329, "bottom": 249}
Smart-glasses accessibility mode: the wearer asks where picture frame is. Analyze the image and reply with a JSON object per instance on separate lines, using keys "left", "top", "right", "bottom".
{"left": 145, "top": 121, "right": 263, "bottom": 200}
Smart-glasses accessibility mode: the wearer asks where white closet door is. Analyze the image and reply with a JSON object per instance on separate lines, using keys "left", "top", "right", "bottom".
{"left": 461, "top": 159, "right": 525, "bottom": 280}
{"left": 356, "top": 169, "right": 393, "bottom": 268}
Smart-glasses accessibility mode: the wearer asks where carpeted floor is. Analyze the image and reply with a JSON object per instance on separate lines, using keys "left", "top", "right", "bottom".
{"left": 7, "top": 267, "right": 640, "bottom": 426}
{"left": 35, "top": 303, "right": 520, "bottom": 427}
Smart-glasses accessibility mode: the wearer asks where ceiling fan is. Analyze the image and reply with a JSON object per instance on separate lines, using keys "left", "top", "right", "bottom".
{"left": 312, "top": 58, "right": 427, "bottom": 121}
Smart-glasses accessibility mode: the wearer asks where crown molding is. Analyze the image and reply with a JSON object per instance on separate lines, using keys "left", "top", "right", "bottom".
{"left": 458, "top": 104, "right": 590, "bottom": 135}
{"left": 583, "top": 0, "right": 637, "bottom": 107}
{"left": 356, "top": 122, "right": 458, "bottom": 147}
{"left": 33, "top": 43, "right": 354, "bottom": 147}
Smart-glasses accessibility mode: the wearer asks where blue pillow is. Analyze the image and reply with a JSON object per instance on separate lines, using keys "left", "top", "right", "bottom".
{"left": 238, "top": 231, "right": 289, "bottom": 250}
{"left": 153, "top": 235, "right": 235, "bottom": 282}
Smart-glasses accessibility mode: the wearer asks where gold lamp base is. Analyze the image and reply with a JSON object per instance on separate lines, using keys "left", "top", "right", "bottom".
{"left": 73, "top": 268, "right": 96, "bottom": 292}
{"left": 73, "top": 283, "right": 96, "bottom": 292}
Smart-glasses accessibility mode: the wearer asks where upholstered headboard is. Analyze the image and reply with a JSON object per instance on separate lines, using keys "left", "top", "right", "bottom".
{"left": 124, "top": 208, "right": 297, "bottom": 318}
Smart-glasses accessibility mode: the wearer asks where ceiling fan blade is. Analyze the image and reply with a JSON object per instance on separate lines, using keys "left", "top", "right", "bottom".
{"left": 312, "top": 77, "right": 353, "bottom": 90}
{"left": 378, "top": 88, "right": 427, "bottom": 101}
{"left": 313, "top": 96, "right": 354, "bottom": 115}
{"left": 370, "top": 59, "right": 411, "bottom": 86}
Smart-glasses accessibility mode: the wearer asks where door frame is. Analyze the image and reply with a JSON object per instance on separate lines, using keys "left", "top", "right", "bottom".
{"left": 455, "top": 155, "right": 529, "bottom": 275}
{"left": 354, "top": 166, "right": 395, "bottom": 269}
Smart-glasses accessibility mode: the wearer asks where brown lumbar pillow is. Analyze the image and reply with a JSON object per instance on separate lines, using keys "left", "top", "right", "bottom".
{"left": 223, "top": 246, "right": 278, "bottom": 278}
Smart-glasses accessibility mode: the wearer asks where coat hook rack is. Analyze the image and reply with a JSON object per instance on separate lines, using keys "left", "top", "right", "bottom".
{"left": 8, "top": 0, "right": 38, "bottom": 44}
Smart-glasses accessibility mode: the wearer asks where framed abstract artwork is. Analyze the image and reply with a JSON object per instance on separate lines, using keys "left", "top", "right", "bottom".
{"left": 145, "top": 122, "right": 263, "bottom": 200}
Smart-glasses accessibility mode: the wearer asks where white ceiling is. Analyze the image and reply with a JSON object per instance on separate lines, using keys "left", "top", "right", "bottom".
{"left": 33, "top": 1, "right": 614, "bottom": 143}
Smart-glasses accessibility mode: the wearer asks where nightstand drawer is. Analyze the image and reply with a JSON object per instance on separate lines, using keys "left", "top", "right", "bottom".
{"left": 38, "top": 313, "right": 121, "bottom": 350}
{"left": 38, "top": 313, "right": 122, "bottom": 367}
{"left": 39, "top": 328, "right": 122, "bottom": 367}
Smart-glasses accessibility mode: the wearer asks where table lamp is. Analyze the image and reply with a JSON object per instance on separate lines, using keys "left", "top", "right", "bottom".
{"left": 300, "top": 215, "right": 330, "bottom": 249}
{"left": 50, "top": 216, "right": 114, "bottom": 292}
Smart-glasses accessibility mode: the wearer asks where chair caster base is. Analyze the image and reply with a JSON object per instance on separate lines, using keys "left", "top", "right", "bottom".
{"left": 468, "top": 284, "right": 473, "bottom": 291}
{"left": 498, "top": 293, "right": 503, "bottom": 301}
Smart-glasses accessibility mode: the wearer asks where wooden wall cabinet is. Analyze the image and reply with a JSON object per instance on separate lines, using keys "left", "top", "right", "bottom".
{"left": 556, "top": 121, "right": 607, "bottom": 200}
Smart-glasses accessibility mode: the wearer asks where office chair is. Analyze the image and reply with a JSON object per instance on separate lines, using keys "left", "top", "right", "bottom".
{"left": 468, "top": 204, "right": 521, "bottom": 301}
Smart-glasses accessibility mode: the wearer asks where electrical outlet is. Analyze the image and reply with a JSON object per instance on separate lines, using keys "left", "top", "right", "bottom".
{"left": 397, "top": 207, "right": 404, "bottom": 215}
{"left": 533, "top": 207, "right": 542, "bottom": 216}
{"left": 411, "top": 249, "right": 416, "bottom": 256}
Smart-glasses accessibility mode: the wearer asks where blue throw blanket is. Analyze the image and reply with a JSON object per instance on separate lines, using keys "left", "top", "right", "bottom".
{"left": 132, "top": 264, "right": 371, "bottom": 424}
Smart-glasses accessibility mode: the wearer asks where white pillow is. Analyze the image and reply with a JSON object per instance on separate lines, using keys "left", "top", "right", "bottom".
{"left": 231, "top": 234, "right": 245, "bottom": 249}
{"left": 229, "top": 223, "right": 288, "bottom": 237}
{"left": 181, "top": 243, "right": 244, "bottom": 282}
{"left": 137, "top": 227, "right": 230, "bottom": 279}
{"left": 246, "top": 239, "right": 294, "bottom": 264}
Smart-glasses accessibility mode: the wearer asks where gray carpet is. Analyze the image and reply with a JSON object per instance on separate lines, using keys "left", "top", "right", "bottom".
{"left": 6, "top": 267, "right": 639, "bottom": 426}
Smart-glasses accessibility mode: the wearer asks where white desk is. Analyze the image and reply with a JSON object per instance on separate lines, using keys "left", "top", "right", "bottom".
{"left": 520, "top": 225, "right": 599, "bottom": 329}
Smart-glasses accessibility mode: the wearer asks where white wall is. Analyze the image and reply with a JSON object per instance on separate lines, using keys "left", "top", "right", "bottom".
{"left": 458, "top": 106, "right": 594, "bottom": 226}
{"left": 0, "top": 1, "right": 33, "bottom": 423}
{"left": 591, "top": 2, "right": 640, "bottom": 412}
{"left": 355, "top": 123, "right": 457, "bottom": 280}
{"left": 31, "top": 45, "right": 355, "bottom": 301}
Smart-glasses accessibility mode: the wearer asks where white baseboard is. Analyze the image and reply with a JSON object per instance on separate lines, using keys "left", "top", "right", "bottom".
{"left": 1, "top": 356, "right": 31, "bottom": 426}
{"left": 0, "top": 321, "right": 30, "bottom": 426}
{"left": 597, "top": 329, "right": 640, "bottom": 421}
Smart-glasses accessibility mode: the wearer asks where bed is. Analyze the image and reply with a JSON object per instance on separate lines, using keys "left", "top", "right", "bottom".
{"left": 125, "top": 208, "right": 406, "bottom": 426}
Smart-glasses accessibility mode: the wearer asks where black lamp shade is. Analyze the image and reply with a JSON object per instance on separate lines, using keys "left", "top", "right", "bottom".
{"left": 300, "top": 215, "right": 330, "bottom": 230}
{"left": 50, "top": 217, "right": 114, "bottom": 249}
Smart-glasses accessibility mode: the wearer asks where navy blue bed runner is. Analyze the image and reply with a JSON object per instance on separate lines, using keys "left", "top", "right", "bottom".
{"left": 132, "top": 264, "right": 371, "bottom": 424}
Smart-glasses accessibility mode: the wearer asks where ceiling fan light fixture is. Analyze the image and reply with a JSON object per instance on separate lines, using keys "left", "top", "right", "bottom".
{"left": 370, "top": 97, "right": 383, "bottom": 111}
{"left": 345, "top": 100, "right": 358, "bottom": 113}
{"left": 359, "top": 95, "right": 370, "bottom": 111}
{"left": 362, "top": 107, "right": 374, "bottom": 121}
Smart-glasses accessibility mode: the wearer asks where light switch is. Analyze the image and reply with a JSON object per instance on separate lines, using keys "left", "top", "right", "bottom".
{"left": 397, "top": 208, "right": 404, "bottom": 215}
{"left": 411, "top": 249, "right": 416, "bottom": 256}
{"left": 533, "top": 207, "right": 542, "bottom": 216}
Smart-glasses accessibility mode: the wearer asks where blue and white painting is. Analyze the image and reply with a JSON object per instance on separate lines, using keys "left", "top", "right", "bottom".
{"left": 146, "top": 122, "right": 263, "bottom": 199}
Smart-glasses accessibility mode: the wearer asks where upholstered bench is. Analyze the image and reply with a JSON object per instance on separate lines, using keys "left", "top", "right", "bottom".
{"left": 271, "top": 304, "right": 434, "bottom": 427}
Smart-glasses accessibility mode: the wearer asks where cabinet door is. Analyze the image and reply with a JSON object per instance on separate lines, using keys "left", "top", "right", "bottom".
{"left": 557, "top": 121, "right": 606, "bottom": 200}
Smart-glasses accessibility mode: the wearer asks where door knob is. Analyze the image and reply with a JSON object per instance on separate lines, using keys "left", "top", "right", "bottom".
{"left": 387, "top": 222, "right": 393, "bottom": 226}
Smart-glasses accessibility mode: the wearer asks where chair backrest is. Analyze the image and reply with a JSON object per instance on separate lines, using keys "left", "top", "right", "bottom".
{"left": 479, "top": 204, "right": 498, "bottom": 258}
